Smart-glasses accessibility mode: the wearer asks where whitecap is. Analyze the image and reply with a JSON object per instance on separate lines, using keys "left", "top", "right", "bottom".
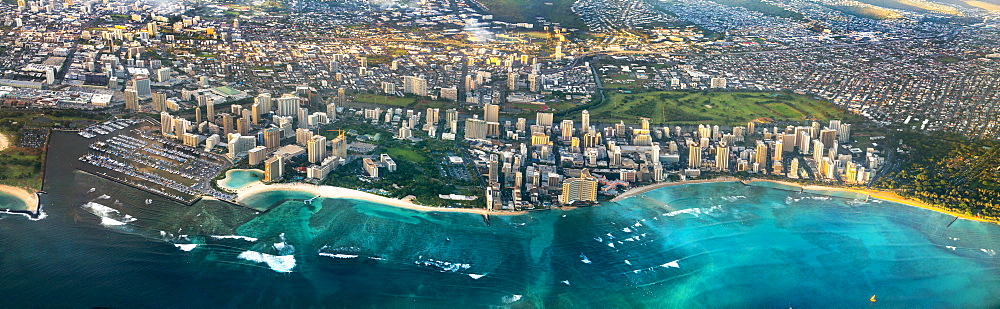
{"left": 82, "top": 202, "right": 136, "bottom": 226}
{"left": 946, "top": 246, "right": 957, "bottom": 250}
{"left": 981, "top": 249, "right": 996, "bottom": 256}
{"left": 633, "top": 222, "right": 642, "bottom": 227}
{"left": 211, "top": 235, "right": 259, "bottom": 242}
{"left": 664, "top": 208, "right": 702, "bottom": 217}
{"left": 560, "top": 280, "right": 570, "bottom": 286}
{"left": 661, "top": 260, "right": 680, "bottom": 268}
{"left": 622, "top": 227, "right": 633, "bottom": 233}
{"left": 88, "top": 188, "right": 96, "bottom": 193}
{"left": 469, "top": 274, "right": 486, "bottom": 279}
{"left": 503, "top": 295, "right": 522, "bottom": 303}
{"left": 624, "top": 260, "right": 632, "bottom": 265}
{"left": 174, "top": 244, "right": 198, "bottom": 251}
{"left": 237, "top": 251, "right": 296, "bottom": 273}
{"left": 594, "top": 237, "right": 603, "bottom": 242}
{"left": 319, "top": 253, "right": 359, "bottom": 259}
{"left": 97, "top": 194, "right": 110, "bottom": 200}
{"left": 580, "top": 254, "right": 591, "bottom": 264}
{"left": 608, "top": 243, "right": 615, "bottom": 248}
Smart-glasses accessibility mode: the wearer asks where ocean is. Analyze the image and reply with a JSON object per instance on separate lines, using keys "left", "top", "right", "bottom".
{"left": 0, "top": 131, "right": 997, "bottom": 307}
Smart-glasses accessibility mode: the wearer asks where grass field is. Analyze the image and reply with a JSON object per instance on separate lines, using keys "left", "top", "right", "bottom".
{"left": 583, "top": 91, "right": 858, "bottom": 126}
{"left": 0, "top": 133, "right": 43, "bottom": 190}
{"left": 353, "top": 94, "right": 458, "bottom": 110}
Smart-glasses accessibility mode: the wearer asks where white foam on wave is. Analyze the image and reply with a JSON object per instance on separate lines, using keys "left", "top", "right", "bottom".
{"left": 82, "top": 202, "right": 136, "bottom": 226}
{"left": 664, "top": 208, "right": 702, "bottom": 217}
{"left": 622, "top": 227, "right": 633, "bottom": 233}
{"left": 560, "top": 280, "right": 571, "bottom": 286}
{"left": 416, "top": 258, "right": 472, "bottom": 273}
{"left": 174, "top": 244, "right": 198, "bottom": 251}
{"left": 981, "top": 249, "right": 997, "bottom": 256}
{"left": 624, "top": 260, "right": 632, "bottom": 265}
{"left": 580, "top": 254, "right": 592, "bottom": 264}
{"left": 608, "top": 243, "right": 615, "bottom": 248}
{"left": 721, "top": 195, "right": 746, "bottom": 202}
{"left": 238, "top": 251, "right": 296, "bottom": 273}
{"left": 212, "top": 235, "right": 259, "bottom": 242}
{"left": 503, "top": 295, "right": 522, "bottom": 303}
{"left": 661, "top": 260, "right": 680, "bottom": 268}
{"left": 319, "top": 253, "right": 359, "bottom": 259}
{"left": 88, "top": 188, "right": 97, "bottom": 193}
{"left": 97, "top": 194, "right": 110, "bottom": 200}
{"left": 946, "top": 246, "right": 957, "bottom": 250}
{"left": 469, "top": 274, "right": 486, "bottom": 279}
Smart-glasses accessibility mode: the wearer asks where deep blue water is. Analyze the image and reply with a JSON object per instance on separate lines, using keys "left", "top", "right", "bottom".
{"left": 0, "top": 132, "right": 998, "bottom": 307}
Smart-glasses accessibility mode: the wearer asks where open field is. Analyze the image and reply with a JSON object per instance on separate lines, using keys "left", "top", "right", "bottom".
{"left": 352, "top": 94, "right": 457, "bottom": 110}
{"left": 583, "top": 91, "right": 859, "bottom": 126}
{"left": 0, "top": 138, "right": 44, "bottom": 190}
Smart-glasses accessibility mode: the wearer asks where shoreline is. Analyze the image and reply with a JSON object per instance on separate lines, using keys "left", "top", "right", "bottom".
{"left": 611, "top": 176, "right": 741, "bottom": 202}
{"left": 216, "top": 168, "right": 265, "bottom": 191}
{"left": 746, "top": 179, "right": 999, "bottom": 225}
{"left": 0, "top": 184, "right": 39, "bottom": 213}
{"left": 234, "top": 182, "right": 526, "bottom": 216}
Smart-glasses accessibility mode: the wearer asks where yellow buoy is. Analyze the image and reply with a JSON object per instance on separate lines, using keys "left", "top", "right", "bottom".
{"left": 870, "top": 295, "right": 877, "bottom": 302}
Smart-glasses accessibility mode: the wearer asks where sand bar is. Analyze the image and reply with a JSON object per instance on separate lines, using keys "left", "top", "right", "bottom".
{"left": 0, "top": 184, "right": 39, "bottom": 213}
{"left": 234, "top": 182, "right": 525, "bottom": 216}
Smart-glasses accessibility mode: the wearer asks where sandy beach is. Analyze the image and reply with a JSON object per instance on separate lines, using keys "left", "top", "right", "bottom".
{"left": 0, "top": 184, "right": 39, "bottom": 213}
{"left": 0, "top": 131, "right": 10, "bottom": 152}
{"left": 746, "top": 179, "right": 999, "bottom": 225}
{"left": 233, "top": 182, "right": 526, "bottom": 216}
{"left": 216, "top": 169, "right": 265, "bottom": 191}
{"left": 611, "top": 176, "right": 741, "bottom": 202}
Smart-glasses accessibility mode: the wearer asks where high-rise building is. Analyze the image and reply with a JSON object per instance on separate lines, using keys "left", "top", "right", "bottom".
{"left": 296, "top": 128, "right": 314, "bottom": 146}
{"left": 426, "top": 108, "right": 440, "bottom": 127}
{"left": 255, "top": 93, "right": 273, "bottom": 113}
{"left": 560, "top": 120, "right": 574, "bottom": 140}
{"left": 330, "top": 135, "right": 346, "bottom": 158}
{"left": 716, "top": 145, "right": 730, "bottom": 170}
{"left": 263, "top": 156, "right": 283, "bottom": 182}
{"left": 688, "top": 142, "right": 702, "bottom": 169}
{"left": 307, "top": 135, "right": 327, "bottom": 164}
{"left": 326, "top": 103, "right": 337, "bottom": 120}
{"left": 248, "top": 146, "right": 268, "bottom": 165}
{"left": 263, "top": 127, "right": 281, "bottom": 151}
{"left": 151, "top": 92, "right": 167, "bottom": 112}
{"left": 819, "top": 129, "right": 838, "bottom": 150}
{"left": 755, "top": 141, "right": 768, "bottom": 171}
{"left": 536, "top": 112, "right": 553, "bottom": 127}
{"left": 812, "top": 139, "right": 824, "bottom": 162}
{"left": 124, "top": 89, "right": 139, "bottom": 111}
{"left": 206, "top": 100, "right": 215, "bottom": 121}
{"left": 581, "top": 110, "right": 590, "bottom": 135}
{"left": 445, "top": 109, "right": 459, "bottom": 133}
{"left": 484, "top": 103, "right": 499, "bottom": 123}
{"left": 276, "top": 95, "right": 299, "bottom": 117}
{"left": 561, "top": 169, "right": 598, "bottom": 204}
{"left": 160, "top": 112, "right": 173, "bottom": 136}
{"left": 464, "top": 117, "right": 488, "bottom": 140}
{"left": 133, "top": 76, "right": 151, "bottom": 98}
{"left": 220, "top": 113, "right": 233, "bottom": 135}
{"left": 403, "top": 76, "right": 428, "bottom": 96}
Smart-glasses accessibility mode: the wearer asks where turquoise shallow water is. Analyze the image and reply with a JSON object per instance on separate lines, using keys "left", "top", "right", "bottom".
{"left": 0, "top": 133, "right": 998, "bottom": 307}
{"left": 218, "top": 169, "right": 263, "bottom": 191}
{"left": 0, "top": 191, "right": 27, "bottom": 211}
